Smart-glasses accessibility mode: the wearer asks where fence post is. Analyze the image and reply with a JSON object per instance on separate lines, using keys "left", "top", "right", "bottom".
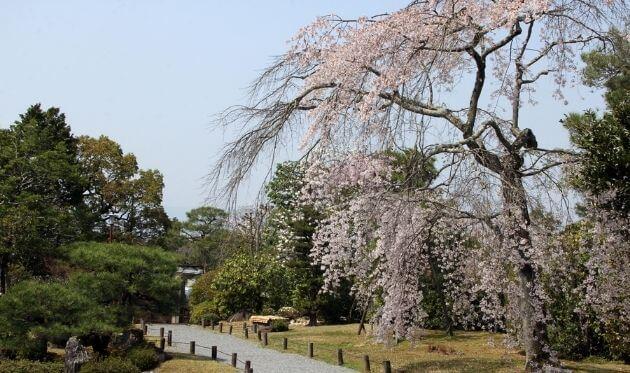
{"left": 160, "top": 338, "right": 165, "bottom": 351}
{"left": 190, "top": 341, "right": 195, "bottom": 355}
{"left": 202, "top": 318, "right": 206, "bottom": 328}
{"left": 245, "top": 360, "right": 251, "bottom": 372}
{"left": 229, "top": 324, "right": 233, "bottom": 335}
{"left": 257, "top": 330, "right": 262, "bottom": 341}
{"left": 219, "top": 322, "right": 223, "bottom": 333}
{"left": 308, "top": 342, "right": 314, "bottom": 358}
{"left": 383, "top": 360, "right": 392, "bottom": 373}
{"left": 159, "top": 327, "right": 164, "bottom": 340}
{"left": 337, "top": 349, "right": 344, "bottom": 365}
{"left": 231, "top": 353, "right": 237, "bottom": 367}
{"left": 211, "top": 346, "right": 217, "bottom": 360}
{"left": 211, "top": 321, "right": 215, "bottom": 330}
{"left": 167, "top": 330, "right": 172, "bottom": 346}
{"left": 263, "top": 332, "right": 268, "bottom": 346}
{"left": 244, "top": 326, "right": 249, "bottom": 339}
{"left": 243, "top": 322, "right": 247, "bottom": 332}
{"left": 143, "top": 324, "right": 148, "bottom": 335}
{"left": 283, "top": 337, "right": 288, "bottom": 350}
{"left": 363, "top": 355, "right": 371, "bottom": 372}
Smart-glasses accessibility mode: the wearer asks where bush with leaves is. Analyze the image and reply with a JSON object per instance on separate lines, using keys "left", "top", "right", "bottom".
{"left": 269, "top": 319, "right": 289, "bottom": 332}
{"left": 80, "top": 357, "right": 140, "bottom": 373}
{"left": 277, "top": 306, "right": 300, "bottom": 320}
{"left": 0, "top": 280, "right": 116, "bottom": 359}
{"left": 64, "top": 242, "right": 180, "bottom": 326}
{"left": 126, "top": 346, "right": 159, "bottom": 371}
{"left": 189, "top": 253, "right": 293, "bottom": 319}
{"left": 189, "top": 300, "right": 224, "bottom": 324}
{"left": 0, "top": 360, "right": 64, "bottom": 373}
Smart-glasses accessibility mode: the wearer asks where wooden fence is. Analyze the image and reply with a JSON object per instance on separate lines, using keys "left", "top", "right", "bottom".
{"left": 145, "top": 321, "right": 402, "bottom": 373}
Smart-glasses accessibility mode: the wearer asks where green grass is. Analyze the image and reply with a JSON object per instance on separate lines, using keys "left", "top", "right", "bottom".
{"left": 206, "top": 322, "right": 629, "bottom": 373}
{"left": 156, "top": 353, "right": 235, "bottom": 372}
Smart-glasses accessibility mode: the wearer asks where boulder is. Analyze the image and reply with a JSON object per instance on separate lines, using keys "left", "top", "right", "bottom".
{"left": 109, "top": 328, "right": 144, "bottom": 351}
{"left": 228, "top": 310, "right": 251, "bottom": 322}
{"left": 64, "top": 337, "right": 90, "bottom": 373}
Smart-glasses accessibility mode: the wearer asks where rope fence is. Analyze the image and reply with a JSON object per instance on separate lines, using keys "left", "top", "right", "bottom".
{"left": 143, "top": 321, "right": 401, "bottom": 373}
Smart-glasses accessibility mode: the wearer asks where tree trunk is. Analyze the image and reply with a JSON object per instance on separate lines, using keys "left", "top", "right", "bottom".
{"left": 357, "top": 299, "right": 372, "bottom": 335}
{"left": 0, "top": 254, "right": 8, "bottom": 295}
{"left": 307, "top": 310, "right": 317, "bottom": 326}
{"left": 501, "top": 160, "right": 552, "bottom": 371}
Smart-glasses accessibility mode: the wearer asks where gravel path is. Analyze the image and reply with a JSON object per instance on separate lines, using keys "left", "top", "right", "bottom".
{"left": 147, "top": 323, "right": 356, "bottom": 373}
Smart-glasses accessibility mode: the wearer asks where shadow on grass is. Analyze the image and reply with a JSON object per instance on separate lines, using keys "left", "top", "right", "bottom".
{"left": 563, "top": 362, "right": 630, "bottom": 373}
{"left": 400, "top": 357, "right": 521, "bottom": 373}
{"left": 166, "top": 352, "right": 213, "bottom": 361}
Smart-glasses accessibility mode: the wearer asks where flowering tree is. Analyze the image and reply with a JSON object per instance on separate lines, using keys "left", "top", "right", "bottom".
{"left": 213, "top": 1, "right": 625, "bottom": 370}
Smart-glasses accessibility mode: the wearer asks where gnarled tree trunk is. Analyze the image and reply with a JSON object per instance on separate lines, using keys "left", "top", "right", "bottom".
{"left": 501, "top": 156, "right": 552, "bottom": 371}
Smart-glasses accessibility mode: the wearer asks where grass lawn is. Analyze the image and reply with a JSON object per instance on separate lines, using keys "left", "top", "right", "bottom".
{"left": 208, "top": 322, "right": 628, "bottom": 373}
{"left": 156, "top": 353, "right": 236, "bottom": 372}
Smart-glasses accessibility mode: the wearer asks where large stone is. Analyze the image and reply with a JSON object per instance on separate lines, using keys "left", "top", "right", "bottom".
{"left": 109, "top": 328, "right": 144, "bottom": 351}
{"left": 64, "top": 337, "right": 90, "bottom": 373}
{"left": 228, "top": 310, "right": 251, "bottom": 322}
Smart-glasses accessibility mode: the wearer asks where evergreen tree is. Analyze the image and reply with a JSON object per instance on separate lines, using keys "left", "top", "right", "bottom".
{"left": 0, "top": 104, "right": 85, "bottom": 293}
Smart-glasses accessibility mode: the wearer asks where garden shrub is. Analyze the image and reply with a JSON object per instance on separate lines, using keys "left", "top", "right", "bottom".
{"left": 0, "top": 360, "right": 64, "bottom": 373}
{"left": 80, "top": 357, "right": 140, "bottom": 373}
{"left": 190, "top": 300, "right": 224, "bottom": 324}
{"left": 189, "top": 253, "right": 292, "bottom": 318}
{"left": 277, "top": 306, "right": 300, "bottom": 320}
{"left": 126, "top": 346, "right": 159, "bottom": 371}
{"left": 269, "top": 319, "right": 289, "bottom": 332}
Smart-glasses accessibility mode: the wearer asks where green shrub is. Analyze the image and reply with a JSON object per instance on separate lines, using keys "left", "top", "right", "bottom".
{"left": 126, "top": 346, "right": 159, "bottom": 371}
{"left": 190, "top": 300, "right": 224, "bottom": 324}
{"left": 269, "top": 319, "right": 289, "bottom": 332}
{"left": 277, "top": 306, "right": 300, "bottom": 320}
{"left": 189, "top": 253, "right": 292, "bottom": 317}
{"left": 0, "top": 360, "right": 64, "bottom": 373}
{"left": 80, "top": 357, "right": 140, "bottom": 373}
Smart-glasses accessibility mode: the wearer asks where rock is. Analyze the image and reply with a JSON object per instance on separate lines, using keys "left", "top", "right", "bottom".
{"left": 228, "top": 310, "right": 251, "bottom": 322}
{"left": 109, "top": 328, "right": 144, "bottom": 351}
{"left": 64, "top": 337, "right": 90, "bottom": 373}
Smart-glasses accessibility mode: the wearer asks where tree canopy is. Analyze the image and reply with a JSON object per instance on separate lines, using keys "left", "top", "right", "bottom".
{"left": 0, "top": 104, "right": 85, "bottom": 293}
{"left": 77, "top": 135, "right": 170, "bottom": 244}
{"left": 64, "top": 242, "right": 180, "bottom": 325}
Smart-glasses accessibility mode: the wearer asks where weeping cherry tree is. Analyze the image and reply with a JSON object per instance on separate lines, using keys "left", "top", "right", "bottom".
{"left": 212, "top": 1, "right": 626, "bottom": 370}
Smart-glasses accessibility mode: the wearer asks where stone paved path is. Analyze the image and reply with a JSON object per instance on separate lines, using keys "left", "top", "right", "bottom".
{"left": 147, "top": 323, "right": 356, "bottom": 373}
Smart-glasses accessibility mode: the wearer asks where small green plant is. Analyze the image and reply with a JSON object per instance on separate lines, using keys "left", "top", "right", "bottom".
{"left": 126, "top": 346, "right": 159, "bottom": 371}
{"left": 80, "top": 357, "right": 140, "bottom": 373}
{"left": 0, "top": 360, "right": 64, "bottom": 373}
{"left": 269, "top": 319, "right": 289, "bottom": 332}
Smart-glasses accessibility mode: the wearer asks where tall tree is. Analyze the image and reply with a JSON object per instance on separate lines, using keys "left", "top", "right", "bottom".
{"left": 164, "top": 206, "right": 233, "bottom": 270}
{"left": 0, "top": 104, "right": 84, "bottom": 293}
{"left": 561, "top": 28, "right": 630, "bottom": 361}
{"left": 265, "top": 162, "right": 328, "bottom": 325}
{"left": 213, "top": 2, "right": 625, "bottom": 369}
{"left": 563, "top": 28, "right": 630, "bottom": 213}
{"left": 77, "top": 135, "right": 170, "bottom": 244}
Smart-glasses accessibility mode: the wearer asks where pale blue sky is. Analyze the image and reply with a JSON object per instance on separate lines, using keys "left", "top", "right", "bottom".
{"left": 0, "top": 1, "right": 604, "bottom": 219}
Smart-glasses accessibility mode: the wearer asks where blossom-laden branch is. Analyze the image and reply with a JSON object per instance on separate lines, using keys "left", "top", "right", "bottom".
{"left": 211, "top": 1, "right": 625, "bottom": 369}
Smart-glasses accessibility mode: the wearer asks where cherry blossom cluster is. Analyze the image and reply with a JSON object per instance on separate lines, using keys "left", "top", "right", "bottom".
{"left": 301, "top": 154, "right": 506, "bottom": 340}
